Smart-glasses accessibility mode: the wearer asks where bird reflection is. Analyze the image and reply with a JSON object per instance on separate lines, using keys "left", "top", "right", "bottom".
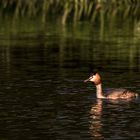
{"left": 89, "top": 99, "right": 104, "bottom": 139}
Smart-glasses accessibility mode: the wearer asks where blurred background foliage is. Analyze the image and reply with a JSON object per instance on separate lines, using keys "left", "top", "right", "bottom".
{"left": 0, "top": 0, "right": 140, "bottom": 73}
{"left": 1, "top": 0, "right": 140, "bottom": 48}
{"left": 0, "top": 0, "right": 140, "bottom": 24}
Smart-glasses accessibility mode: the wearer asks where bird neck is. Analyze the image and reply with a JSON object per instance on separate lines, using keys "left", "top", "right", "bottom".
{"left": 95, "top": 83, "right": 105, "bottom": 99}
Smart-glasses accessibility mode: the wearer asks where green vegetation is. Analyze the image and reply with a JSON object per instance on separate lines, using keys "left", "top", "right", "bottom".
{"left": 0, "top": 0, "right": 140, "bottom": 24}
{"left": 0, "top": 1, "right": 140, "bottom": 70}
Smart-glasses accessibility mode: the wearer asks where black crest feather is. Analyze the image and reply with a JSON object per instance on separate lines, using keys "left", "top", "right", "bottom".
{"left": 88, "top": 64, "right": 103, "bottom": 75}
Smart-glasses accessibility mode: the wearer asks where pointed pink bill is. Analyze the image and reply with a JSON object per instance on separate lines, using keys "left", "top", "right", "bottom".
{"left": 84, "top": 78, "right": 89, "bottom": 83}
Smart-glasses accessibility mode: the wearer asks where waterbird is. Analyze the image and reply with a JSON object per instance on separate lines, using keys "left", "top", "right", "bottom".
{"left": 84, "top": 72, "right": 138, "bottom": 100}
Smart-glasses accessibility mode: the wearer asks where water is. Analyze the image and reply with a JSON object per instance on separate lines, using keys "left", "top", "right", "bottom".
{"left": 0, "top": 20, "right": 140, "bottom": 139}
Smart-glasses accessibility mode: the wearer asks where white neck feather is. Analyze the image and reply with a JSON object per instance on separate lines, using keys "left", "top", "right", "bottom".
{"left": 96, "top": 84, "right": 105, "bottom": 99}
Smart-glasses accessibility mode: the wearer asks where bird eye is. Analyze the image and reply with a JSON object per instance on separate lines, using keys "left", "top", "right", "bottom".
{"left": 90, "top": 75, "right": 94, "bottom": 79}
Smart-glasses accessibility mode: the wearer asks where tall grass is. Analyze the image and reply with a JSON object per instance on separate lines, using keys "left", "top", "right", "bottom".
{"left": 0, "top": 0, "right": 140, "bottom": 24}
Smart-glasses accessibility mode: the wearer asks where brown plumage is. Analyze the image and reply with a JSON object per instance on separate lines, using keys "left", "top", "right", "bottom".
{"left": 84, "top": 73, "right": 138, "bottom": 100}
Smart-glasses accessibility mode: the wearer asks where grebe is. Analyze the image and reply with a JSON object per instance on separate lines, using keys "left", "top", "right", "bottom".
{"left": 84, "top": 72, "right": 138, "bottom": 99}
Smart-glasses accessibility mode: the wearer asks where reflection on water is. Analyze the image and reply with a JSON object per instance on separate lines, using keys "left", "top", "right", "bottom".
{"left": 0, "top": 19, "right": 140, "bottom": 72}
{"left": 0, "top": 19, "right": 140, "bottom": 139}
{"left": 90, "top": 99, "right": 140, "bottom": 139}
{"left": 90, "top": 99, "right": 103, "bottom": 139}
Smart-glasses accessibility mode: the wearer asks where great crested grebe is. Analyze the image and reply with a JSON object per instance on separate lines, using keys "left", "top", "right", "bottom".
{"left": 84, "top": 72, "right": 138, "bottom": 99}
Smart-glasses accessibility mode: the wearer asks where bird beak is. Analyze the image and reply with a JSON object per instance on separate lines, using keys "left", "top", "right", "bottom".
{"left": 84, "top": 78, "right": 90, "bottom": 82}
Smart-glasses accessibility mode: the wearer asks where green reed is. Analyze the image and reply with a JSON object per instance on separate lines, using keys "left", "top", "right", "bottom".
{"left": 0, "top": 0, "right": 140, "bottom": 24}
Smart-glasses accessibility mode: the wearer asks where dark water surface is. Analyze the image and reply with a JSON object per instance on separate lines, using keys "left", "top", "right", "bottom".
{"left": 0, "top": 21, "right": 140, "bottom": 139}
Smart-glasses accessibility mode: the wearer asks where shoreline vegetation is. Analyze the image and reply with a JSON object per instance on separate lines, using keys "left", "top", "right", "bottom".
{"left": 0, "top": 0, "right": 140, "bottom": 24}
{"left": 0, "top": 1, "right": 139, "bottom": 70}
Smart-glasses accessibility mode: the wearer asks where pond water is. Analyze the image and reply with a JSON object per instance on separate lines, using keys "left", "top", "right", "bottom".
{"left": 0, "top": 19, "right": 140, "bottom": 139}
